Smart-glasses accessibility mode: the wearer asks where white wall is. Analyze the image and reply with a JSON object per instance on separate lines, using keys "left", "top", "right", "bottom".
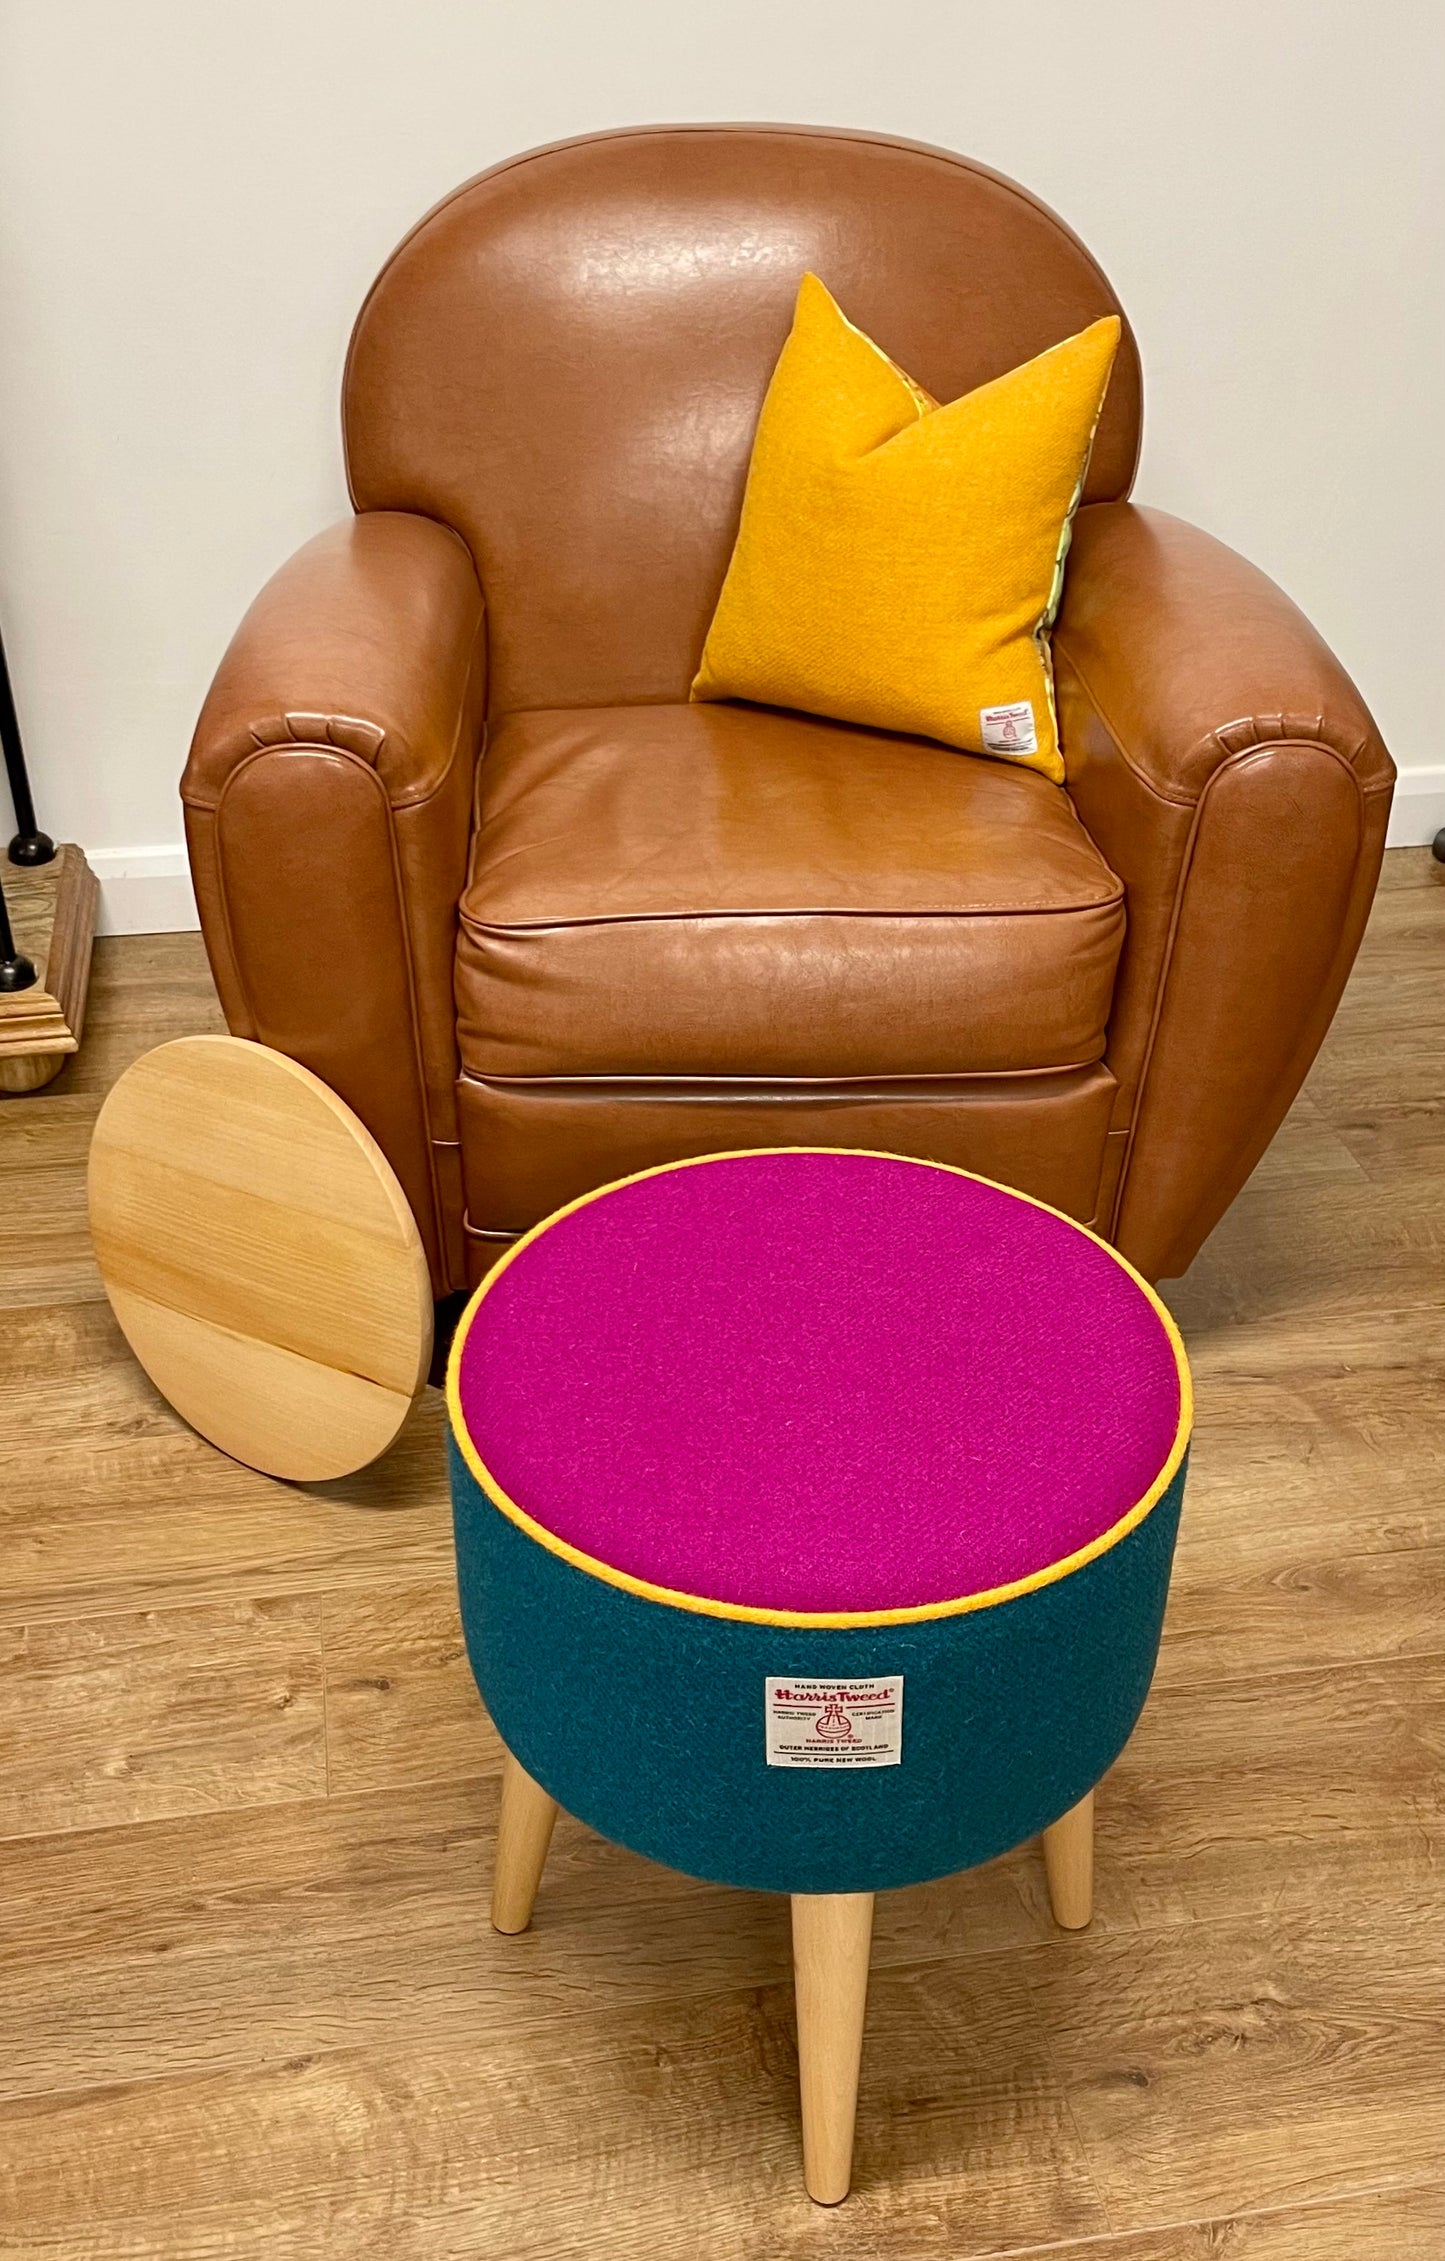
{"left": 1, "top": 0, "right": 1441, "bottom": 930}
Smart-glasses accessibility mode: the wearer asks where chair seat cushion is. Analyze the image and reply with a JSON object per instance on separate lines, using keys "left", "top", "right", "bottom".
{"left": 455, "top": 703, "right": 1124, "bottom": 1082}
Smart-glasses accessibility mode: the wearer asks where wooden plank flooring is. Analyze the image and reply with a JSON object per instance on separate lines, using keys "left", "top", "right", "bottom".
{"left": 0, "top": 854, "right": 1441, "bottom": 2259}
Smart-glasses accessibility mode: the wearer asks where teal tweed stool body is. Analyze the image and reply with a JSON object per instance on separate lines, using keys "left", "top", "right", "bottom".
{"left": 447, "top": 1148, "right": 1190, "bottom": 2203}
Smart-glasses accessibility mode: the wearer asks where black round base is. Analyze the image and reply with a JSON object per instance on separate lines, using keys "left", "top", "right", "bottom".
{"left": 1432, "top": 827, "right": 1445, "bottom": 866}
{"left": 0, "top": 953, "right": 38, "bottom": 992}
{"left": 7, "top": 831, "right": 55, "bottom": 867}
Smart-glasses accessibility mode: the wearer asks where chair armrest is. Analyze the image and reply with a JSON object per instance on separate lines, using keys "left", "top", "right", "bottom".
{"left": 184, "top": 511, "right": 484, "bottom": 806}
{"left": 1054, "top": 504, "right": 1394, "bottom": 1279}
{"left": 182, "top": 512, "right": 487, "bottom": 1291}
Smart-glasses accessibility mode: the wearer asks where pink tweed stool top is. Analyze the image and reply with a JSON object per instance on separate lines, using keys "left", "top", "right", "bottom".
{"left": 454, "top": 1148, "right": 1184, "bottom": 1617}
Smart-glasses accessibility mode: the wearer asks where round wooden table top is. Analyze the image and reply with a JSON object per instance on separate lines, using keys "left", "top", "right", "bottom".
{"left": 89, "top": 1036, "right": 433, "bottom": 1481}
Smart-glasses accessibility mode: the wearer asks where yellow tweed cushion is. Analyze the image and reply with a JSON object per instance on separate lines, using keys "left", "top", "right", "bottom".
{"left": 691, "top": 274, "right": 1121, "bottom": 784}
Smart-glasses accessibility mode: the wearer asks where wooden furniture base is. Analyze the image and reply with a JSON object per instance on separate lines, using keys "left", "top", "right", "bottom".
{"left": 488, "top": 1751, "right": 878, "bottom": 2203}
{"left": 88, "top": 1035, "right": 434, "bottom": 1481}
{"left": 792, "top": 1891, "right": 875, "bottom": 2204}
{"left": 492, "top": 1755, "right": 1103, "bottom": 2203}
{"left": 490, "top": 1753, "right": 561, "bottom": 1935}
{"left": 0, "top": 844, "right": 98, "bottom": 1094}
{"left": 1042, "top": 1790, "right": 1096, "bottom": 1929}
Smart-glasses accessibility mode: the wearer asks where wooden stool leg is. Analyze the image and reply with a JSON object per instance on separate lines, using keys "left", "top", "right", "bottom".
{"left": 491, "top": 1751, "right": 559, "bottom": 1935}
{"left": 1042, "top": 1788, "right": 1094, "bottom": 1929}
{"left": 791, "top": 1891, "right": 875, "bottom": 2204}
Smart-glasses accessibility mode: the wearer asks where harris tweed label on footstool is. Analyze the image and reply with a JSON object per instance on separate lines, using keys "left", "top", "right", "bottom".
{"left": 765, "top": 1677, "right": 903, "bottom": 1767}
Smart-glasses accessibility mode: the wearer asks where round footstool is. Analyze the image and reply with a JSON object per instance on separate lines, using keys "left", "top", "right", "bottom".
{"left": 446, "top": 1149, "right": 1190, "bottom": 2202}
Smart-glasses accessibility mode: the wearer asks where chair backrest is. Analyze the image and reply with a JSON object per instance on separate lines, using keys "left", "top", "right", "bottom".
{"left": 344, "top": 125, "right": 1141, "bottom": 717}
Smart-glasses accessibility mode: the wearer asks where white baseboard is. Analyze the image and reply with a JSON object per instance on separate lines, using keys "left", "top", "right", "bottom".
{"left": 1386, "top": 767, "right": 1445, "bottom": 849}
{"left": 89, "top": 845, "right": 199, "bottom": 937}
{"left": 80, "top": 777, "right": 1445, "bottom": 938}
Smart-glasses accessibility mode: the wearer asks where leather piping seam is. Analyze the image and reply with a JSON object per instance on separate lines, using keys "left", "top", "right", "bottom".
{"left": 212, "top": 741, "right": 446, "bottom": 1257}
{"left": 457, "top": 1062, "right": 1108, "bottom": 1092}
{"left": 385, "top": 580, "right": 488, "bottom": 811}
{"left": 458, "top": 897, "right": 1124, "bottom": 935}
{"left": 1108, "top": 737, "right": 1367, "bottom": 1239}
{"left": 203, "top": 796, "right": 260, "bottom": 1046}
{"left": 462, "top": 1212, "right": 516, "bottom": 1242}
{"left": 343, "top": 124, "right": 1141, "bottom": 505}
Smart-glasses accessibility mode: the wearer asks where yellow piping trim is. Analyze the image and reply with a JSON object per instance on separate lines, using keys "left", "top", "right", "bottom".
{"left": 833, "top": 293, "right": 938, "bottom": 421}
{"left": 445, "top": 1149, "right": 1192, "bottom": 1630}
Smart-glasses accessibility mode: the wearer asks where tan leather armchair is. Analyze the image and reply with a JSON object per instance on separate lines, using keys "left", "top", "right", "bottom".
{"left": 183, "top": 125, "right": 1393, "bottom": 1303}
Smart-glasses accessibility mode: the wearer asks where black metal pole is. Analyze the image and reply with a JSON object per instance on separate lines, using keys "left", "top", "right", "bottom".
{"left": 0, "top": 866, "right": 37, "bottom": 991}
{"left": 0, "top": 623, "right": 54, "bottom": 866}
